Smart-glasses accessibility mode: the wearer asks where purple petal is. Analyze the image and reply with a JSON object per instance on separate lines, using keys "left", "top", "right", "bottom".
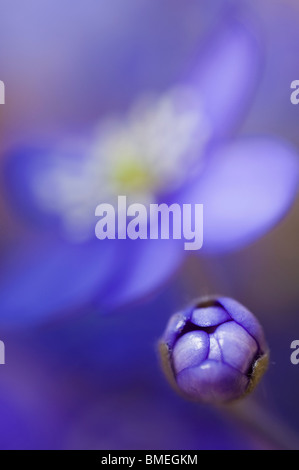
{"left": 176, "top": 359, "right": 249, "bottom": 403}
{"left": 4, "top": 145, "right": 87, "bottom": 230}
{"left": 218, "top": 297, "right": 267, "bottom": 354}
{"left": 172, "top": 331, "right": 209, "bottom": 374}
{"left": 192, "top": 306, "right": 230, "bottom": 327}
{"left": 189, "top": 16, "right": 262, "bottom": 139}
{"left": 0, "top": 237, "right": 117, "bottom": 326}
{"left": 208, "top": 334, "right": 222, "bottom": 362}
{"left": 181, "top": 137, "right": 298, "bottom": 252}
{"left": 161, "top": 311, "right": 189, "bottom": 351}
{"left": 100, "top": 238, "right": 185, "bottom": 311}
{"left": 215, "top": 322, "right": 258, "bottom": 374}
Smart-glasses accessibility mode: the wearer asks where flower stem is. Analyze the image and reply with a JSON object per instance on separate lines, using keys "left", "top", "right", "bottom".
{"left": 220, "top": 398, "right": 299, "bottom": 450}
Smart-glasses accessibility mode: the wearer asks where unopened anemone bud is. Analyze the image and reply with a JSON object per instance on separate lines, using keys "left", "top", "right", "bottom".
{"left": 159, "top": 297, "right": 269, "bottom": 404}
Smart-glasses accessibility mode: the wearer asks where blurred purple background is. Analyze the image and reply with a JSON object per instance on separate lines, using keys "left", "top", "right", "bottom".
{"left": 0, "top": 0, "right": 299, "bottom": 449}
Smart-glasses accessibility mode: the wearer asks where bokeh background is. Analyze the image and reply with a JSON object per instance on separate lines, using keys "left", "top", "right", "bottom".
{"left": 0, "top": 0, "right": 299, "bottom": 450}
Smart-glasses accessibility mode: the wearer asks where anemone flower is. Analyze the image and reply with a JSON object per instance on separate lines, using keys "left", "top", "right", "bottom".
{"left": 0, "top": 16, "right": 298, "bottom": 326}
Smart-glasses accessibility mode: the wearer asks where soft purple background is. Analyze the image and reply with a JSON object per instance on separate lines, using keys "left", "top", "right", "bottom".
{"left": 0, "top": 0, "right": 298, "bottom": 449}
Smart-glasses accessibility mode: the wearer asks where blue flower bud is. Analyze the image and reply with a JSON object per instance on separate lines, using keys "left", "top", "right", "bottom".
{"left": 159, "top": 296, "right": 269, "bottom": 404}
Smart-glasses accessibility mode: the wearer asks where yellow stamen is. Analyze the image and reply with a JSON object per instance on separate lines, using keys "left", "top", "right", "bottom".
{"left": 113, "top": 158, "right": 155, "bottom": 192}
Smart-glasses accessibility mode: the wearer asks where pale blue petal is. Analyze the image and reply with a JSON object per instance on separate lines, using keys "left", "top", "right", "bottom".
{"left": 0, "top": 237, "right": 118, "bottom": 327}
{"left": 189, "top": 16, "right": 262, "bottom": 139}
{"left": 99, "top": 238, "right": 185, "bottom": 310}
{"left": 181, "top": 137, "right": 298, "bottom": 253}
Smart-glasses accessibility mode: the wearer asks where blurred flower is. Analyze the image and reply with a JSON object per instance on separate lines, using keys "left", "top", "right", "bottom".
{"left": 0, "top": 15, "right": 298, "bottom": 325}
{"left": 21, "top": 86, "right": 210, "bottom": 240}
{"left": 160, "top": 296, "right": 269, "bottom": 403}
{"left": 0, "top": 1, "right": 298, "bottom": 453}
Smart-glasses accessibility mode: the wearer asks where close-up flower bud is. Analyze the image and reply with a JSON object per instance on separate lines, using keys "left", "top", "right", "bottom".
{"left": 160, "top": 297, "right": 269, "bottom": 404}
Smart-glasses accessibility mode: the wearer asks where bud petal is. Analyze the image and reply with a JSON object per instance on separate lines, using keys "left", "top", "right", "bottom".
{"left": 176, "top": 360, "right": 249, "bottom": 403}
{"left": 215, "top": 322, "right": 258, "bottom": 374}
{"left": 159, "top": 296, "right": 269, "bottom": 404}
{"left": 173, "top": 331, "right": 209, "bottom": 375}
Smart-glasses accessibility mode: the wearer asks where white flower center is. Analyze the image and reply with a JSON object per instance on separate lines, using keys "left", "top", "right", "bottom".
{"left": 33, "top": 86, "right": 211, "bottom": 241}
